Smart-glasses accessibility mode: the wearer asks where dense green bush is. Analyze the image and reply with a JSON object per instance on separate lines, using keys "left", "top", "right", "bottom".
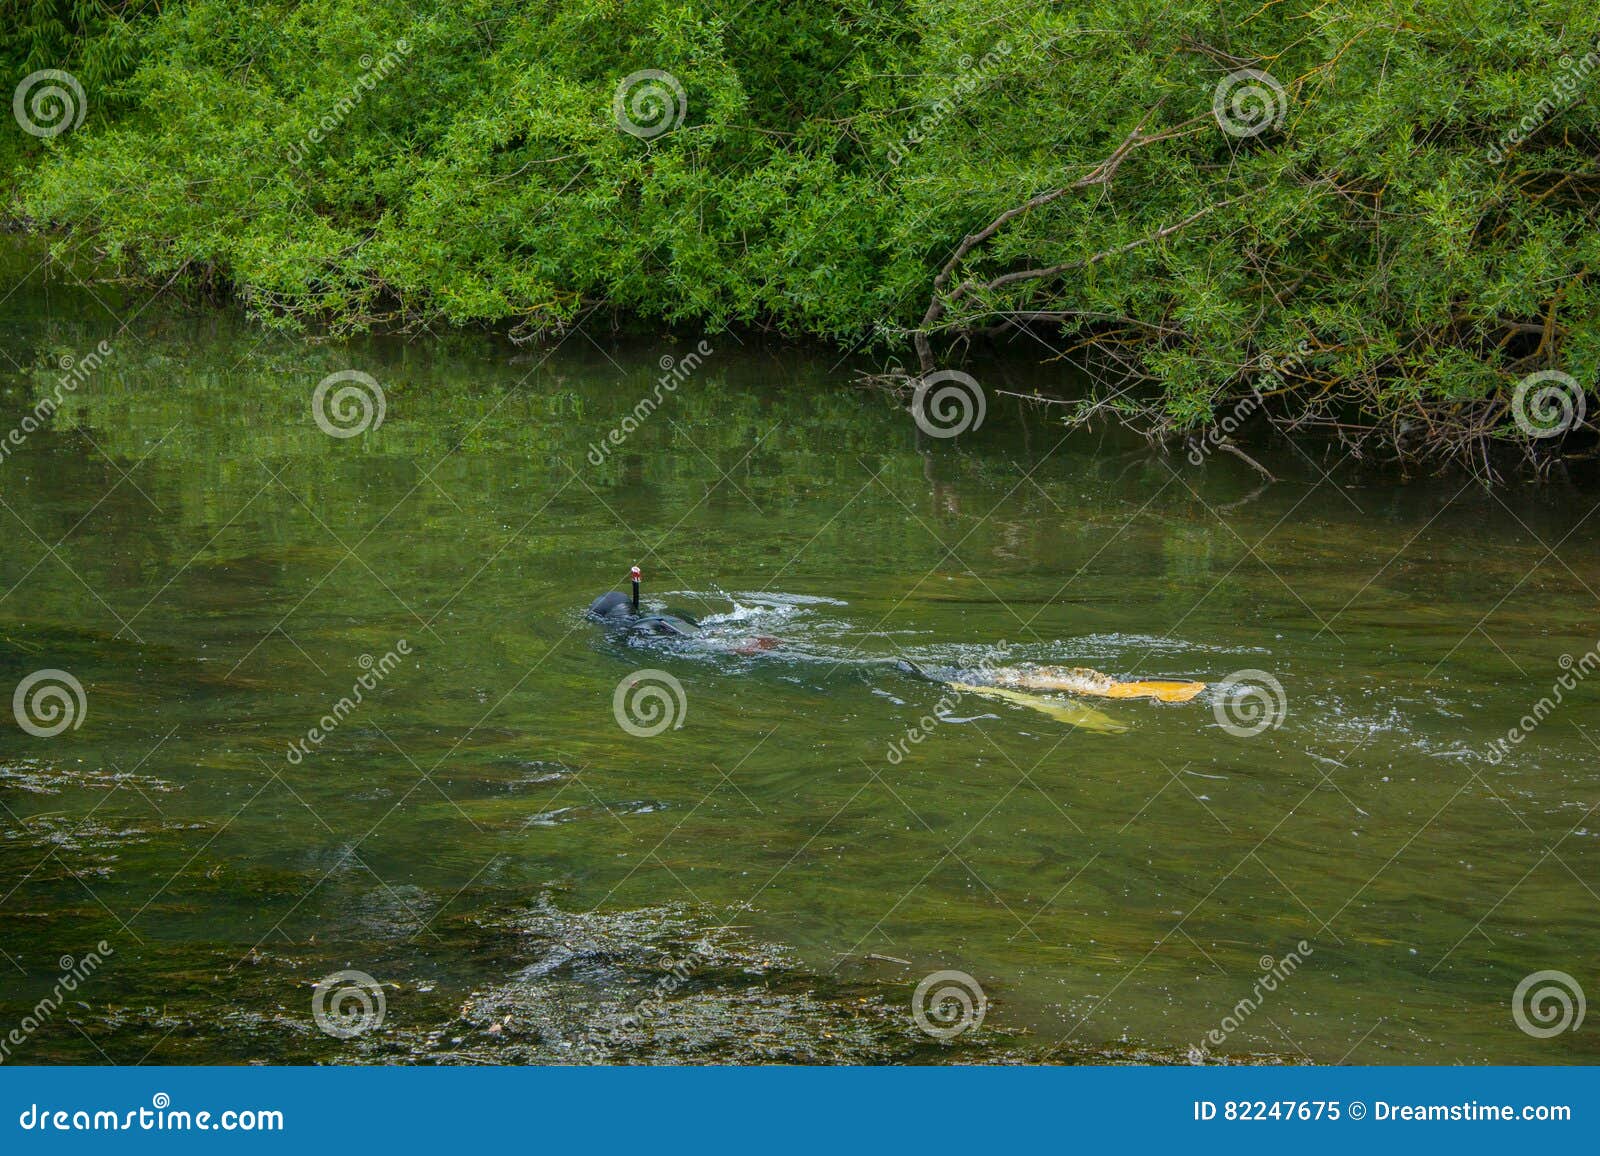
{"left": 4, "top": 0, "right": 1597, "bottom": 471}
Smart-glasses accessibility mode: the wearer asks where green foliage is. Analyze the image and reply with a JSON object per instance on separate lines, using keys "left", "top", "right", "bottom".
{"left": 3, "top": 0, "right": 1597, "bottom": 467}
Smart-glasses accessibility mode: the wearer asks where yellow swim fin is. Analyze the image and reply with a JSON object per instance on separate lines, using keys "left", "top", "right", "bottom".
{"left": 947, "top": 682, "right": 1129, "bottom": 733}
{"left": 988, "top": 665, "right": 1207, "bottom": 704}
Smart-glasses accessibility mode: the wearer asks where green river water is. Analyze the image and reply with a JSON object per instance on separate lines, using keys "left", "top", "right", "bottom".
{"left": 0, "top": 243, "right": 1596, "bottom": 1065}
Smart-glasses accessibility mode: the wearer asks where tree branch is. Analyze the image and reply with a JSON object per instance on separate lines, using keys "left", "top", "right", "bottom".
{"left": 914, "top": 101, "right": 1210, "bottom": 373}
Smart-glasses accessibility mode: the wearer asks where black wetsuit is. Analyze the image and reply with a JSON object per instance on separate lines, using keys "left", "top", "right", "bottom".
{"left": 587, "top": 592, "right": 700, "bottom": 637}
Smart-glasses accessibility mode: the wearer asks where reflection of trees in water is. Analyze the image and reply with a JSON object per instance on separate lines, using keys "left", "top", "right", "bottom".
{"left": 12, "top": 277, "right": 1574, "bottom": 651}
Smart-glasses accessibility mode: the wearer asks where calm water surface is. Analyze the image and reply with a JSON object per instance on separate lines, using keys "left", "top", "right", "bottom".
{"left": 1, "top": 245, "right": 1596, "bottom": 1064}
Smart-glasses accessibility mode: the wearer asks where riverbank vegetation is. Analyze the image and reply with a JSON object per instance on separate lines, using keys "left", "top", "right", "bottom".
{"left": 3, "top": 1, "right": 1597, "bottom": 474}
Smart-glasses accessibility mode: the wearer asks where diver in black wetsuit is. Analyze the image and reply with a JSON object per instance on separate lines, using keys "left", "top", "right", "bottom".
{"left": 588, "top": 568, "right": 1202, "bottom": 716}
{"left": 587, "top": 565, "right": 701, "bottom": 637}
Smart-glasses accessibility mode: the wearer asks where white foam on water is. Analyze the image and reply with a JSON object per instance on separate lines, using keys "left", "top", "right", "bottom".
{"left": 935, "top": 710, "right": 1001, "bottom": 724}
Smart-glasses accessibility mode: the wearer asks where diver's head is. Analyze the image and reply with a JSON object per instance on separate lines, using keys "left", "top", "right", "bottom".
{"left": 586, "top": 564, "right": 713, "bottom": 641}
{"left": 587, "top": 563, "right": 642, "bottom": 621}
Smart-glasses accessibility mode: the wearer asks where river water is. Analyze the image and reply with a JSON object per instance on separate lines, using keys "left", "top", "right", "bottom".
{"left": 1, "top": 242, "right": 1595, "bottom": 1065}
